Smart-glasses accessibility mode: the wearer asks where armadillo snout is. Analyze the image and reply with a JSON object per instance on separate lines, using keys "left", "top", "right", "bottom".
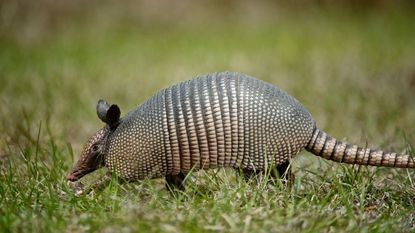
{"left": 66, "top": 173, "right": 77, "bottom": 182}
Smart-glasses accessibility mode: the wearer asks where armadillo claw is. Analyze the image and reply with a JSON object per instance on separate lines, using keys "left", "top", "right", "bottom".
{"left": 67, "top": 180, "right": 85, "bottom": 196}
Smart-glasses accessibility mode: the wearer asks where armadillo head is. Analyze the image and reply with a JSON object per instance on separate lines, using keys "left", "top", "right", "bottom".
{"left": 66, "top": 99, "right": 121, "bottom": 182}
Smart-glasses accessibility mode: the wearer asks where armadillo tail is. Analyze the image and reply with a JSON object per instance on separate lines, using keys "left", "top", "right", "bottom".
{"left": 305, "top": 128, "right": 414, "bottom": 168}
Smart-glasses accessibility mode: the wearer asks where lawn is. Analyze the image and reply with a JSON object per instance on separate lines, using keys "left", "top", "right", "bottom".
{"left": 1, "top": 2, "right": 415, "bottom": 232}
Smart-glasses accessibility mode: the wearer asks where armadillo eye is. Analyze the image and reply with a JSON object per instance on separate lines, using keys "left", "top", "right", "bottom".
{"left": 91, "top": 144, "right": 100, "bottom": 153}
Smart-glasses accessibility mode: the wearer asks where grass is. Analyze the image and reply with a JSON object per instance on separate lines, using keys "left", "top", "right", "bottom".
{"left": 1, "top": 2, "right": 415, "bottom": 232}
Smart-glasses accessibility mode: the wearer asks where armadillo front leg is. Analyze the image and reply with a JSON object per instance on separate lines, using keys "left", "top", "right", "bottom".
{"left": 238, "top": 168, "right": 260, "bottom": 182}
{"left": 70, "top": 172, "right": 113, "bottom": 196}
{"left": 89, "top": 172, "right": 113, "bottom": 192}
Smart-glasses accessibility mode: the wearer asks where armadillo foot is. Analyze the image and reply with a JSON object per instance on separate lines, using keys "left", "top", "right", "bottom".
{"left": 275, "top": 160, "right": 295, "bottom": 190}
{"left": 275, "top": 160, "right": 291, "bottom": 178}
{"left": 68, "top": 172, "right": 113, "bottom": 196}
{"left": 165, "top": 172, "right": 186, "bottom": 192}
{"left": 236, "top": 160, "right": 294, "bottom": 189}
{"left": 88, "top": 172, "right": 112, "bottom": 193}
{"left": 237, "top": 168, "right": 261, "bottom": 183}
{"left": 67, "top": 180, "right": 85, "bottom": 196}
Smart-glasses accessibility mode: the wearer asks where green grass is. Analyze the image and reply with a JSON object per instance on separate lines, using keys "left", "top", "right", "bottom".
{"left": 1, "top": 3, "right": 415, "bottom": 233}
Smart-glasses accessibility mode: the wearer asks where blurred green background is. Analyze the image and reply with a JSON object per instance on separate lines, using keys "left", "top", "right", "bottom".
{"left": 2, "top": 0, "right": 415, "bottom": 150}
{"left": 1, "top": 0, "right": 414, "bottom": 152}
{"left": 1, "top": 1, "right": 415, "bottom": 232}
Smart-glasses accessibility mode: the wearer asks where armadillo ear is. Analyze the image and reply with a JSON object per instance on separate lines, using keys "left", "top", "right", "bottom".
{"left": 96, "top": 99, "right": 121, "bottom": 128}
{"left": 96, "top": 99, "right": 110, "bottom": 123}
{"left": 106, "top": 104, "right": 121, "bottom": 127}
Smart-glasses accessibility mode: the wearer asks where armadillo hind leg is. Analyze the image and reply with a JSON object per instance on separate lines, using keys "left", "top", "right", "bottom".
{"left": 275, "top": 160, "right": 295, "bottom": 188}
{"left": 275, "top": 160, "right": 291, "bottom": 178}
{"left": 165, "top": 172, "right": 186, "bottom": 191}
{"left": 236, "top": 160, "right": 294, "bottom": 184}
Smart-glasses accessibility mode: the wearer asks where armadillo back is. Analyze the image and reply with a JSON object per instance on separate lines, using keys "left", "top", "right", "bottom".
{"left": 107, "top": 72, "right": 316, "bottom": 180}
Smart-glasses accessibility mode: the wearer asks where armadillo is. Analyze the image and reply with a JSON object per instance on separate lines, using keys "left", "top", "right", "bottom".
{"left": 66, "top": 71, "right": 414, "bottom": 192}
